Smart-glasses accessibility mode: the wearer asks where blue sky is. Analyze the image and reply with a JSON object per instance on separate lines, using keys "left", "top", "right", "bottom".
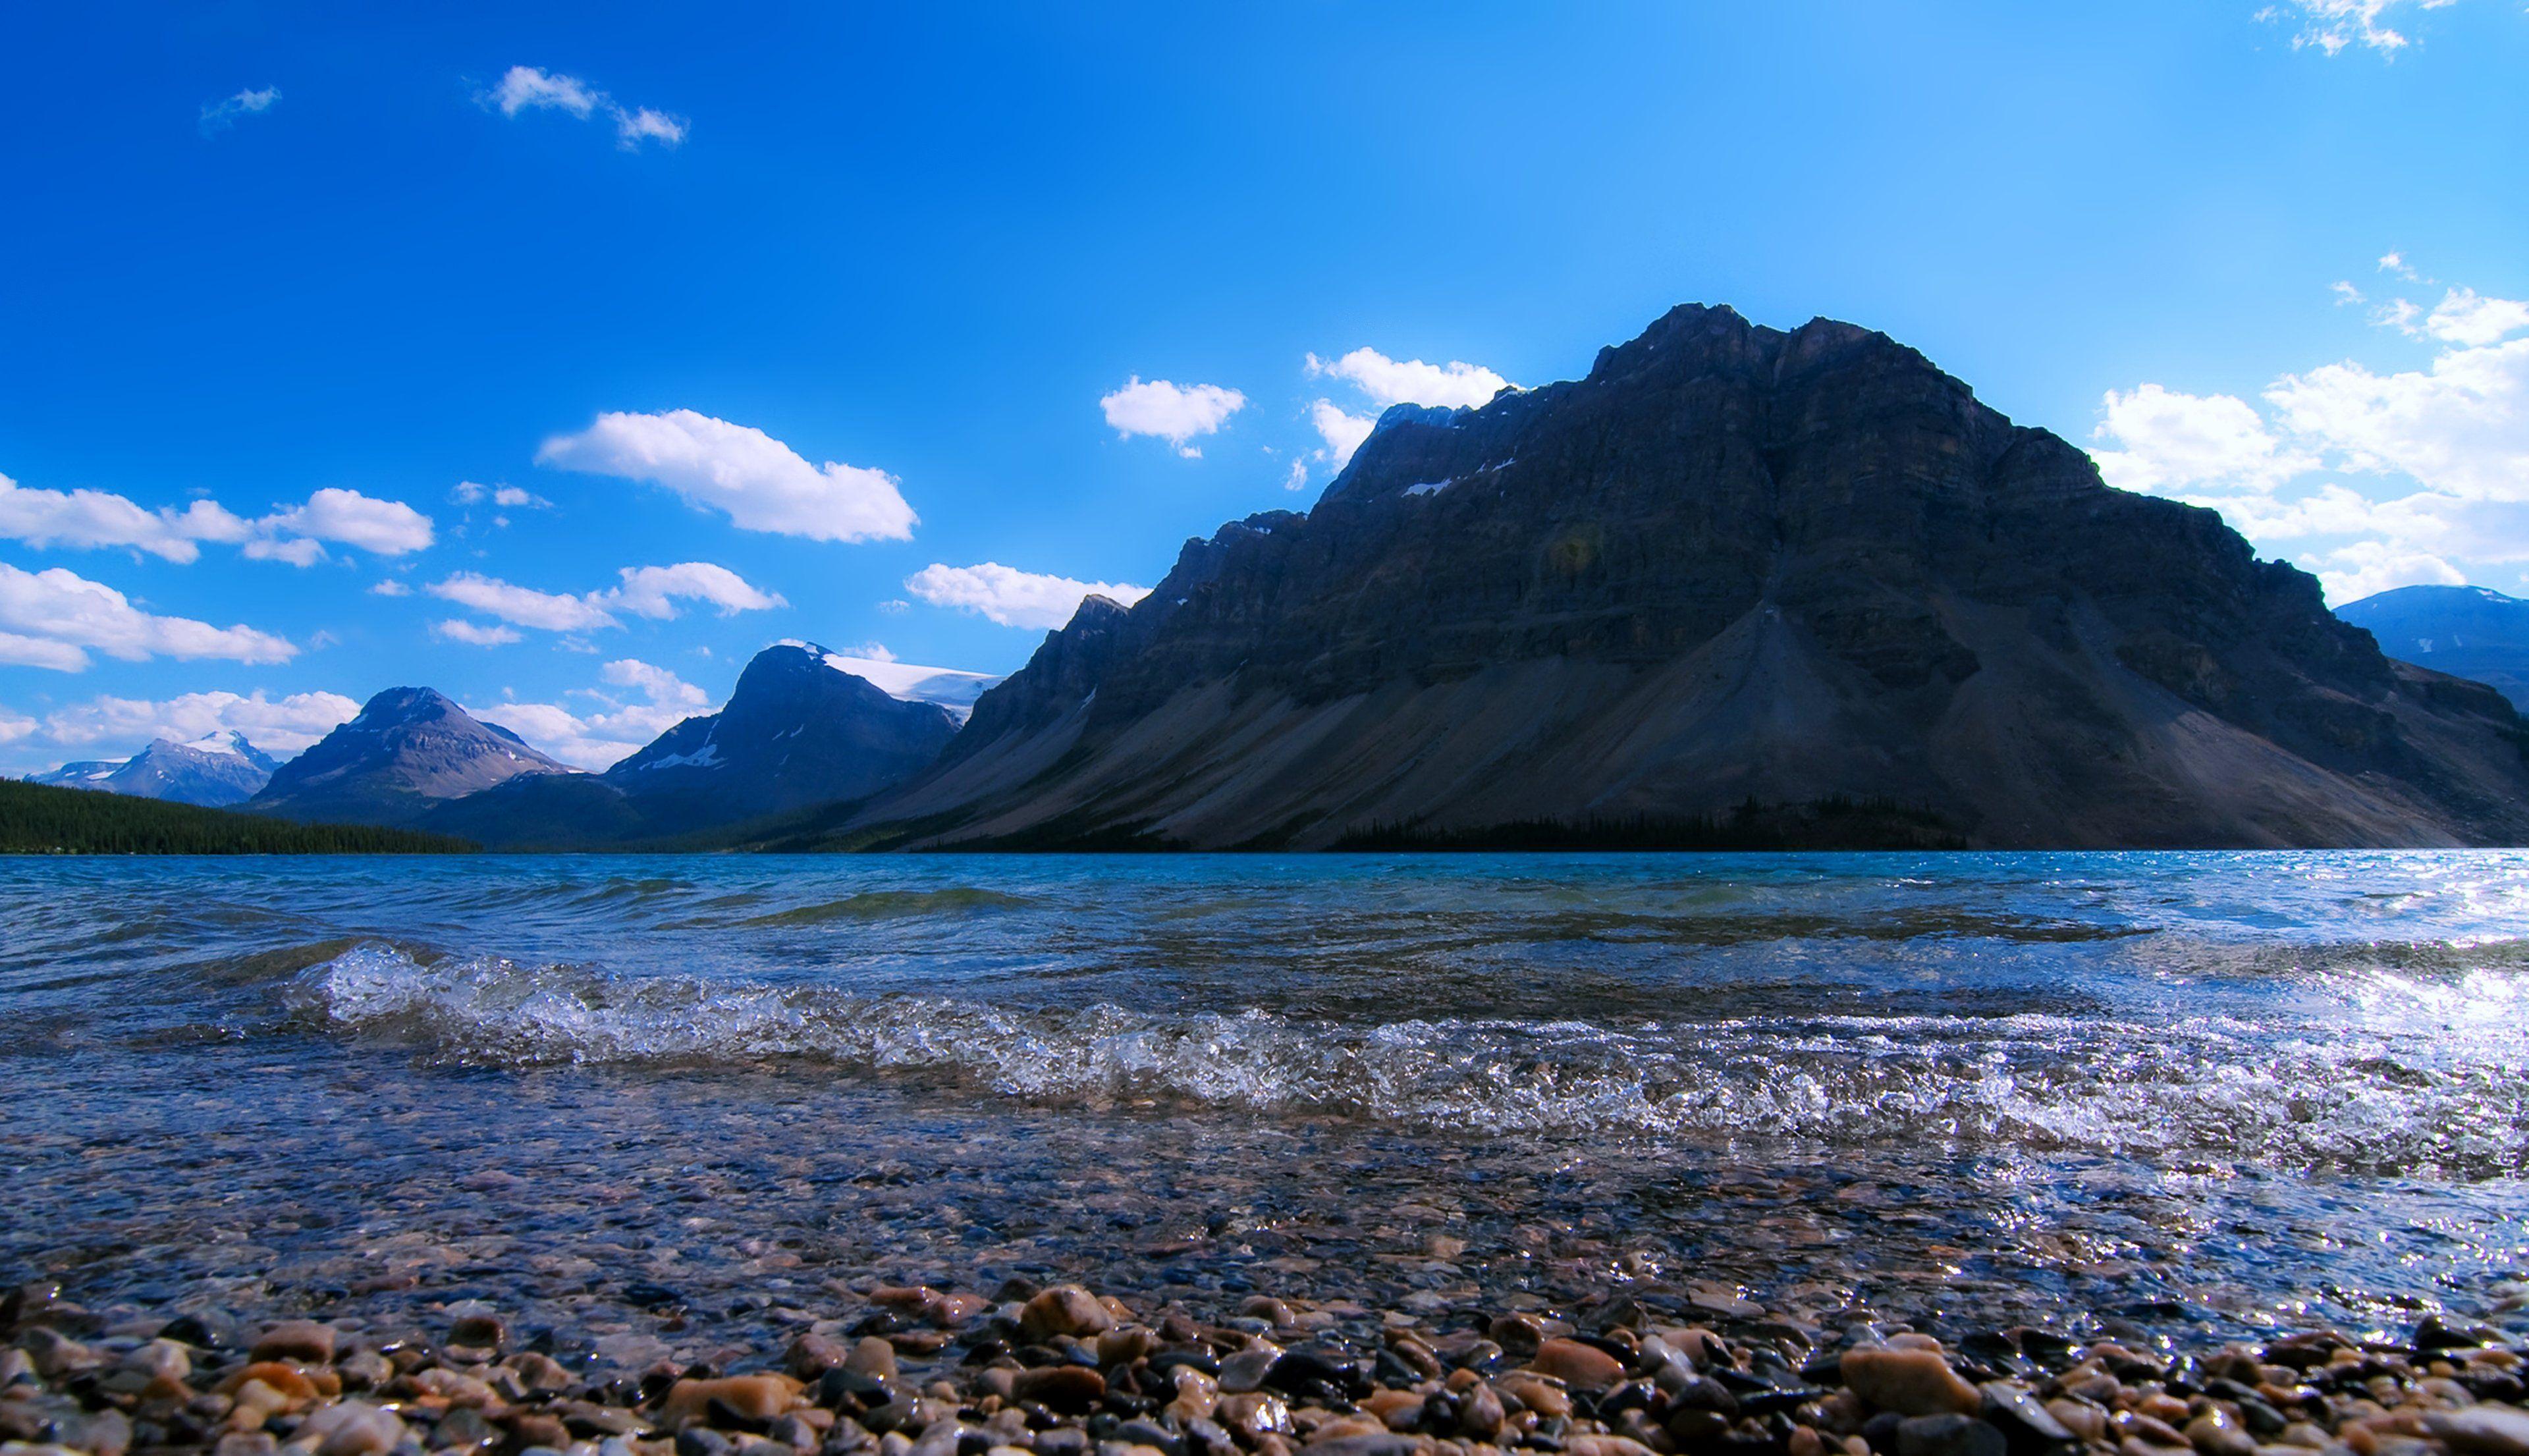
{"left": 3, "top": 0, "right": 2524, "bottom": 773}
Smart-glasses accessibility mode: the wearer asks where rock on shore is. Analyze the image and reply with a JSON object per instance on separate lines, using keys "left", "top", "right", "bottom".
{"left": 7, "top": 1274, "right": 2527, "bottom": 1456}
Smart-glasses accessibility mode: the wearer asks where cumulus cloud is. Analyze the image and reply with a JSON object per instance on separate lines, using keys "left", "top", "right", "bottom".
{"left": 485, "top": 66, "right": 686, "bottom": 150}
{"left": 0, "top": 705, "right": 34, "bottom": 744}
{"left": 607, "top": 562, "right": 785, "bottom": 618}
{"left": 427, "top": 572, "right": 617, "bottom": 632}
{"left": 263, "top": 487, "right": 435, "bottom": 555}
{"left": 200, "top": 86, "right": 279, "bottom": 136}
{"left": 1294, "top": 345, "right": 1513, "bottom": 485}
{"left": 905, "top": 562, "right": 1151, "bottom": 630}
{"left": 1307, "top": 348, "right": 1511, "bottom": 411}
{"left": 2090, "top": 384, "right": 2318, "bottom": 495}
{"left": 2091, "top": 271, "right": 2529, "bottom": 603}
{"left": 0, "top": 562, "right": 296, "bottom": 672}
{"left": 601, "top": 657, "right": 710, "bottom": 713}
{"left": 432, "top": 619, "right": 524, "bottom": 647}
{"left": 539, "top": 409, "right": 915, "bottom": 541}
{"left": 472, "top": 659, "right": 717, "bottom": 770}
{"left": 425, "top": 562, "right": 784, "bottom": 635}
{"left": 0, "top": 475, "right": 430, "bottom": 566}
{"left": 369, "top": 579, "right": 412, "bottom": 597}
{"left": 2261, "top": 0, "right": 2467, "bottom": 55}
{"left": 1100, "top": 377, "right": 1246, "bottom": 458}
{"left": 1307, "top": 400, "right": 1378, "bottom": 475}
{"left": 0, "top": 475, "right": 249, "bottom": 562}
{"left": 40, "top": 689, "right": 358, "bottom": 754}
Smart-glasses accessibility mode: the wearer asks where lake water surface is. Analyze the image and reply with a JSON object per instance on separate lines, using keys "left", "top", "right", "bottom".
{"left": 5, "top": 851, "right": 2526, "bottom": 1367}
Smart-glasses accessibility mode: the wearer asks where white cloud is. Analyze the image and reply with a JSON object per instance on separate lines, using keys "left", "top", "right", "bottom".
{"left": 241, "top": 536, "right": 327, "bottom": 566}
{"left": 2422, "top": 288, "right": 2529, "bottom": 348}
{"left": 2093, "top": 268, "right": 2529, "bottom": 603}
{"left": 616, "top": 107, "right": 688, "bottom": 149}
{"left": 2308, "top": 541, "right": 2468, "bottom": 603}
{"left": 474, "top": 660, "right": 717, "bottom": 770}
{"left": 2263, "top": 337, "right": 2529, "bottom": 501}
{"left": 1306, "top": 348, "right": 1510, "bottom": 410}
{"left": 0, "top": 475, "right": 249, "bottom": 562}
{"left": 2381, "top": 250, "right": 2420, "bottom": 279}
{"left": 2089, "top": 384, "right": 2318, "bottom": 495}
{"left": 433, "top": 619, "right": 524, "bottom": 647}
{"left": 0, "top": 562, "right": 296, "bottom": 672}
{"left": 427, "top": 572, "right": 617, "bottom": 632}
{"left": 2262, "top": 0, "right": 2465, "bottom": 55}
{"left": 905, "top": 562, "right": 1151, "bottom": 630}
{"left": 0, "top": 475, "right": 431, "bottom": 566}
{"left": 1307, "top": 400, "right": 1378, "bottom": 473}
{"left": 0, "top": 634, "right": 90, "bottom": 672}
{"left": 492, "top": 485, "right": 548, "bottom": 508}
{"left": 1291, "top": 345, "right": 1513, "bottom": 485}
{"left": 2332, "top": 281, "right": 2367, "bottom": 306}
{"left": 1100, "top": 377, "right": 1246, "bottom": 457}
{"left": 491, "top": 66, "right": 602, "bottom": 117}
{"left": 600, "top": 657, "right": 710, "bottom": 713}
{"left": 0, "top": 706, "right": 34, "bottom": 744}
{"left": 40, "top": 689, "right": 358, "bottom": 754}
{"left": 539, "top": 409, "right": 915, "bottom": 542}
{"left": 200, "top": 86, "right": 279, "bottom": 135}
{"left": 1284, "top": 458, "right": 1310, "bottom": 492}
{"left": 369, "top": 579, "right": 412, "bottom": 597}
{"left": 605, "top": 562, "right": 786, "bottom": 618}
{"left": 485, "top": 67, "right": 685, "bottom": 150}
{"left": 425, "top": 561, "right": 783, "bottom": 634}
{"left": 263, "top": 487, "right": 435, "bottom": 555}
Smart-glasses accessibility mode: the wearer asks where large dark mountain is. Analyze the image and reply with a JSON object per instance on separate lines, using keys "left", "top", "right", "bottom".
{"left": 837, "top": 304, "right": 2529, "bottom": 850}
{"left": 246, "top": 688, "right": 570, "bottom": 826}
{"left": 420, "top": 642, "right": 962, "bottom": 847}
{"left": 28, "top": 730, "right": 279, "bottom": 807}
{"left": 2338, "top": 585, "right": 2529, "bottom": 711}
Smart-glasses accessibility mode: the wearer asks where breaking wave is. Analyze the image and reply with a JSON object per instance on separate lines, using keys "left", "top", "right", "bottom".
{"left": 296, "top": 943, "right": 2529, "bottom": 1177}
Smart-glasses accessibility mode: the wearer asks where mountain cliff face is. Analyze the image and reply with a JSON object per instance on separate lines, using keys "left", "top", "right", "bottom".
{"left": 420, "top": 642, "right": 963, "bottom": 846}
{"left": 246, "top": 688, "right": 568, "bottom": 824}
{"left": 28, "top": 730, "right": 279, "bottom": 807}
{"left": 2339, "top": 585, "right": 2529, "bottom": 711}
{"left": 852, "top": 304, "right": 2529, "bottom": 850}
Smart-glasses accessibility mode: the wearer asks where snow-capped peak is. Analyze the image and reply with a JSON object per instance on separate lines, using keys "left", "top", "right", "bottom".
{"left": 182, "top": 730, "right": 249, "bottom": 758}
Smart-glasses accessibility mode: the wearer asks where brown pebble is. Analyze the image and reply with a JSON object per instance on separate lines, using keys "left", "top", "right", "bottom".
{"left": 847, "top": 1336, "right": 899, "bottom": 1380}
{"left": 660, "top": 1374, "right": 805, "bottom": 1428}
{"left": 1097, "top": 1326, "right": 1158, "bottom": 1367}
{"left": 1019, "top": 1286, "right": 1115, "bottom": 1341}
{"left": 1841, "top": 1347, "right": 1983, "bottom": 1418}
{"left": 216, "top": 1363, "right": 317, "bottom": 1405}
{"left": 2430, "top": 1409, "right": 2529, "bottom": 1456}
{"left": 1529, "top": 1339, "right": 1625, "bottom": 1393}
{"left": 1459, "top": 1382, "right": 1506, "bottom": 1440}
{"left": 249, "top": 1321, "right": 336, "bottom": 1365}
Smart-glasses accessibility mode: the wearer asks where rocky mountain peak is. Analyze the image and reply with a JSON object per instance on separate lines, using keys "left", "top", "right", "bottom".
{"left": 861, "top": 302, "right": 2529, "bottom": 851}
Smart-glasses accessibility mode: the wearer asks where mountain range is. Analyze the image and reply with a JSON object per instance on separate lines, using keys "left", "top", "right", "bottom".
{"left": 413, "top": 641, "right": 967, "bottom": 847}
{"left": 28, "top": 730, "right": 281, "bottom": 807}
{"left": 26, "top": 306, "right": 2529, "bottom": 851}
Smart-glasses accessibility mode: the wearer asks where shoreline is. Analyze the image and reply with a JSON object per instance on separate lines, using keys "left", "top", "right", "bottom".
{"left": 7, "top": 1272, "right": 2528, "bottom": 1456}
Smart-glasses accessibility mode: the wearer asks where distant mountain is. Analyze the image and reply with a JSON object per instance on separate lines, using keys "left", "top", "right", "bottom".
{"left": 2337, "top": 585, "right": 2529, "bottom": 711}
{"left": 28, "top": 730, "right": 281, "bottom": 807}
{"left": 420, "top": 643, "right": 966, "bottom": 847}
{"left": 825, "top": 304, "right": 2529, "bottom": 851}
{"left": 244, "top": 688, "right": 569, "bottom": 826}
